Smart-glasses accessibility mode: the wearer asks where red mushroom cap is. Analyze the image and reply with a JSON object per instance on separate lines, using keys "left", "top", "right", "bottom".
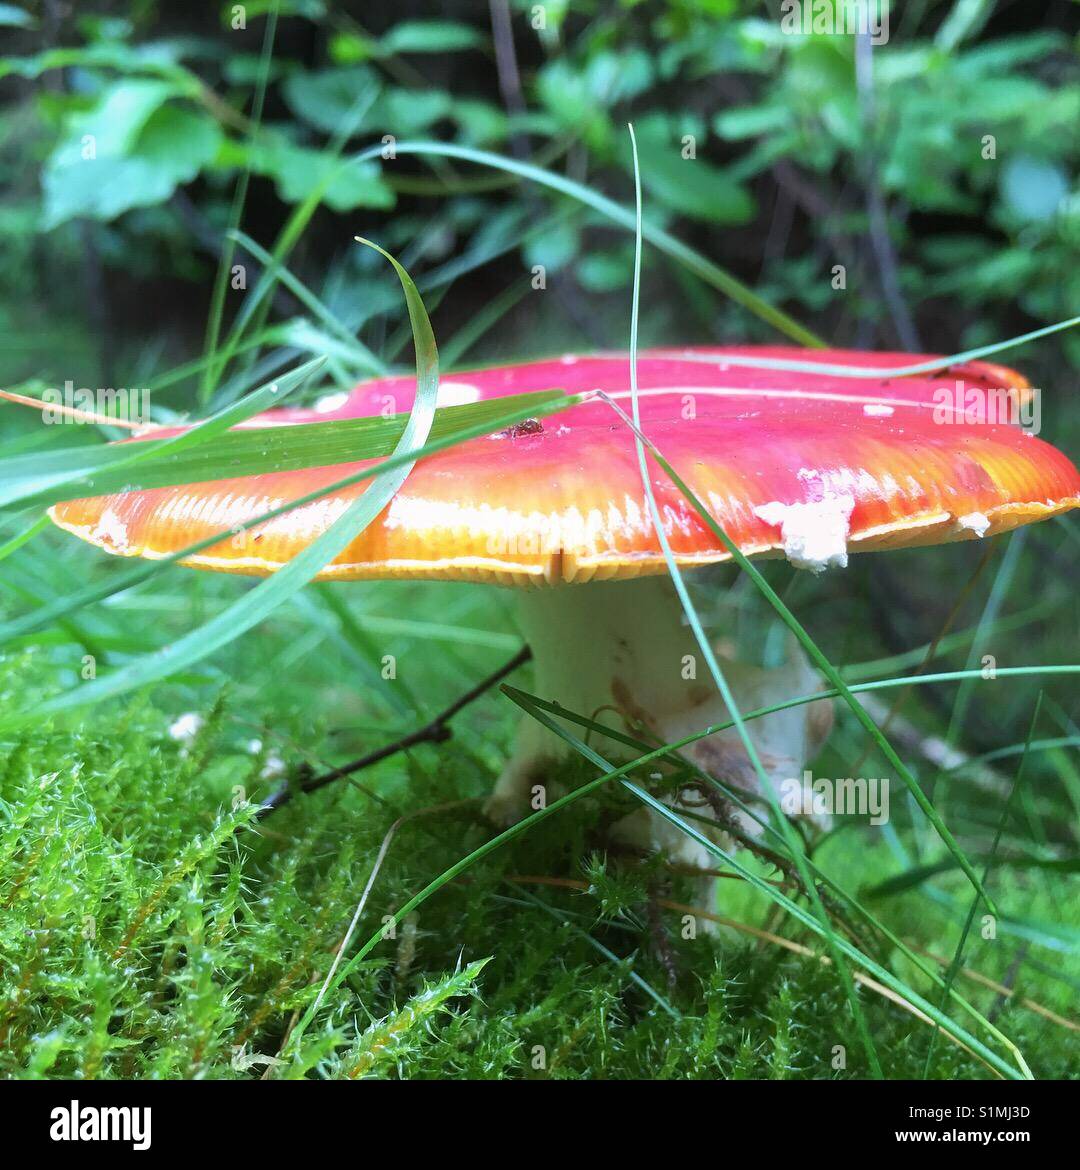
{"left": 48, "top": 347, "right": 1080, "bottom": 585}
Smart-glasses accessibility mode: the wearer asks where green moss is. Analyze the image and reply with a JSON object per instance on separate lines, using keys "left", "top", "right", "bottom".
{"left": 2, "top": 649, "right": 1075, "bottom": 1080}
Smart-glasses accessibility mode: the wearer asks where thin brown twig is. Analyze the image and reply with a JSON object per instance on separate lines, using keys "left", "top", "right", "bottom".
{"left": 855, "top": 31, "right": 921, "bottom": 351}
{"left": 910, "top": 944, "right": 1076, "bottom": 1032}
{"left": 0, "top": 387, "right": 156, "bottom": 430}
{"left": 488, "top": 0, "right": 530, "bottom": 160}
{"left": 258, "top": 646, "right": 531, "bottom": 817}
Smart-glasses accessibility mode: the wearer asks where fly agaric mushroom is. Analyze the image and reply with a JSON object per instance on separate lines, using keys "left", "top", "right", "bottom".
{"left": 48, "top": 349, "right": 1080, "bottom": 856}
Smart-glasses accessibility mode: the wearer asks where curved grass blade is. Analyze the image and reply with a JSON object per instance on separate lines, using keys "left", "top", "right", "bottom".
{"left": 149, "top": 327, "right": 289, "bottom": 396}
{"left": 228, "top": 230, "right": 384, "bottom": 375}
{"left": 0, "top": 514, "right": 48, "bottom": 563}
{"left": 0, "top": 242, "right": 434, "bottom": 721}
{"left": 201, "top": 1, "right": 278, "bottom": 400}
{"left": 204, "top": 80, "right": 385, "bottom": 403}
{"left": 1, "top": 388, "right": 563, "bottom": 513}
{"left": 284, "top": 655, "right": 1061, "bottom": 1068}
{"left": 497, "top": 678, "right": 1059, "bottom": 1067}
{"left": 599, "top": 393, "right": 996, "bottom": 914}
{"left": 507, "top": 665, "right": 1080, "bottom": 752}
{"left": 623, "top": 123, "right": 881, "bottom": 1077}
{"left": 627, "top": 781, "right": 1029, "bottom": 1079}
{"left": 215, "top": 140, "right": 825, "bottom": 375}
{"left": 0, "top": 390, "right": 580, "bottom": 645}
{"left": 440, "top": 279, "right": 531, "bottom": 369}
{"left": 842, "top": 599, "right": 1060, "bottom": 680}
{"left": 868, "top": 854, "right": 1079, "bottom": 899}
{"left": 510, "top": 884, "right": 680, "bottom": 1021}
{"left": 0, "top": 357, "right": 326, "bottom": 511}
{"left": 943, "top": 735, "right": 1080, "bottom": 774}
{"left": 923, "top": 695, "right": 1044, "bottom": 1075}
{"left": 505, "top": 687, "right": 1030, "bottom": 1079}
{"left": 668, "top": 315, "right": 1080, "bottom": 378}
{"left": 352, "top": 141, "right": 824, "bottom": 348}
{"left": 209, "top": 106, "right": 390, "bottom": 404}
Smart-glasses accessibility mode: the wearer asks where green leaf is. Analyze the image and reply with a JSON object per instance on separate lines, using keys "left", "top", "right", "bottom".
{"left": 714, "top": 105, "right": 790, "bottom": 140}
{"left": 42, "top": 98, "right": 222, "bottom": 228}
{"left": 1000, "top": 154, "right": 1069, "bottom": 222}
{"left": 584, "top": 48, "right": 655, "bottom": 104}
{"left": 935, "top": 0, "right": 993, "bottom": 54}
{"left": 327, "top": 31, "right": 378, "bottom": 64}
{"left": 61, "top": 77, "right": 177, "bottom": 155}
{"left": 535, "top": 60, "right": 613, "bottom": 153}
{"left": 0, "top": 4, "right": 34, "bottom": 28}
{"left": 379, "top": 20, "right": 485, "bottom": 55}
{"left": 281, "top": 66, "right": 381, "bottom": 135}
{"left": 524, "top": 220, "right": 579, "bottom": 273}
{"left": 632, "top": 119, "right": 755, "bottom": 225}
{"left": 368, "top": 87, "right": 452, "bottom": 136}
{"left": 285, "top": 78, "right": 453, "bottom": 138}
{"left": 577, "top": 247, "right": 634, "bottom": 292}
{"left": 249, "top": 135, "right": 394, "bottom": 211}
{"left": 0, "top": 42, "right": 197, "bottom": 83}
{"left": 452, "top": 99, "right": 509, "bottom": 146}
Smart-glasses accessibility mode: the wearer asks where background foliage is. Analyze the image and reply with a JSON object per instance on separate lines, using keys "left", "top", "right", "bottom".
{"left": 0, "top": 0, "right": 1077, "bottom": 1079}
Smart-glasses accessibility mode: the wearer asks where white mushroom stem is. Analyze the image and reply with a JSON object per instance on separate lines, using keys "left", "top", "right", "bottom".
{"left": 489, "top": 575, "right": 833, "bottom": 871}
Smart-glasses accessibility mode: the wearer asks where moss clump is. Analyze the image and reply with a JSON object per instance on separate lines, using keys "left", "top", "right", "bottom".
{"left": 2, "top": 653, "right": 1074, "bottom": 1080}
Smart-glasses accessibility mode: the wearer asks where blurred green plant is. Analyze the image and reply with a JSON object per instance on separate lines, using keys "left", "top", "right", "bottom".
{"left": 1, "top": 1, "right": 1076, "bottom": 389}
{"left": 0, "top": 0, "right": 1077, "bottom": 1083}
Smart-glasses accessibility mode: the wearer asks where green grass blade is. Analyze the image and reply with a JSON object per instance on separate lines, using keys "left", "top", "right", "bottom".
{"left": 200, "top": 1, "right": 278, "bottom": 402}
{"left": 599, "top": 394, "right": 997, "bottom": 914}
{"left": 338, "top": 140, "right": 825, "bottom": 347}
{"left": 867, "top": 854, "right": 1078, "bottom": 899}
{"left": 0, "top": 391, "right": 580, "bottom": 645}
{"left": 208, "top": 108, "right": 388, "bottom": 403}
{"left": 623, "top": 124, "right": 881, "bottom": 1077}
{"left": 0, "top": 514, "right": 48, "bottom": 563}
{"left": 923, "top": 694, "right": 1044, "bottom": 1076}
{"left": 440, "top": 279, "right": 531, "bottom": 369}
{"left": 504, "top": 686, "right": 1028, "bottom": 1079}
{"left": 508, "top": 666, "right": 1080, "bottom": 751}
{"left": 627, "top": 780, "right": 1029, "bottom": 1079}
{"left": 668, "top": 315, "right": 1080, "bottom": 377}
{"left": 510, "top": 884, "right": 681, "bottom": 1021}
{"left": 498, "top": 679, "right": 1032, "bottom": 1066}
{"left": 0, "top": 357, "right": 326, "bottom": 511}
{"left": 281, "top": 651, "right": 1058, "bottom": 1070}
{"left": 228, "top": 230, "right": 384, "bottom": 375}
{"left": 1, "top": 389, "right": 564, "bottom": 513}
{"left": 0, "top": 241, "right": 436, "bottom": 722}
{"left": 943, "top": 735, "right": 1080, "bottom": 774}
